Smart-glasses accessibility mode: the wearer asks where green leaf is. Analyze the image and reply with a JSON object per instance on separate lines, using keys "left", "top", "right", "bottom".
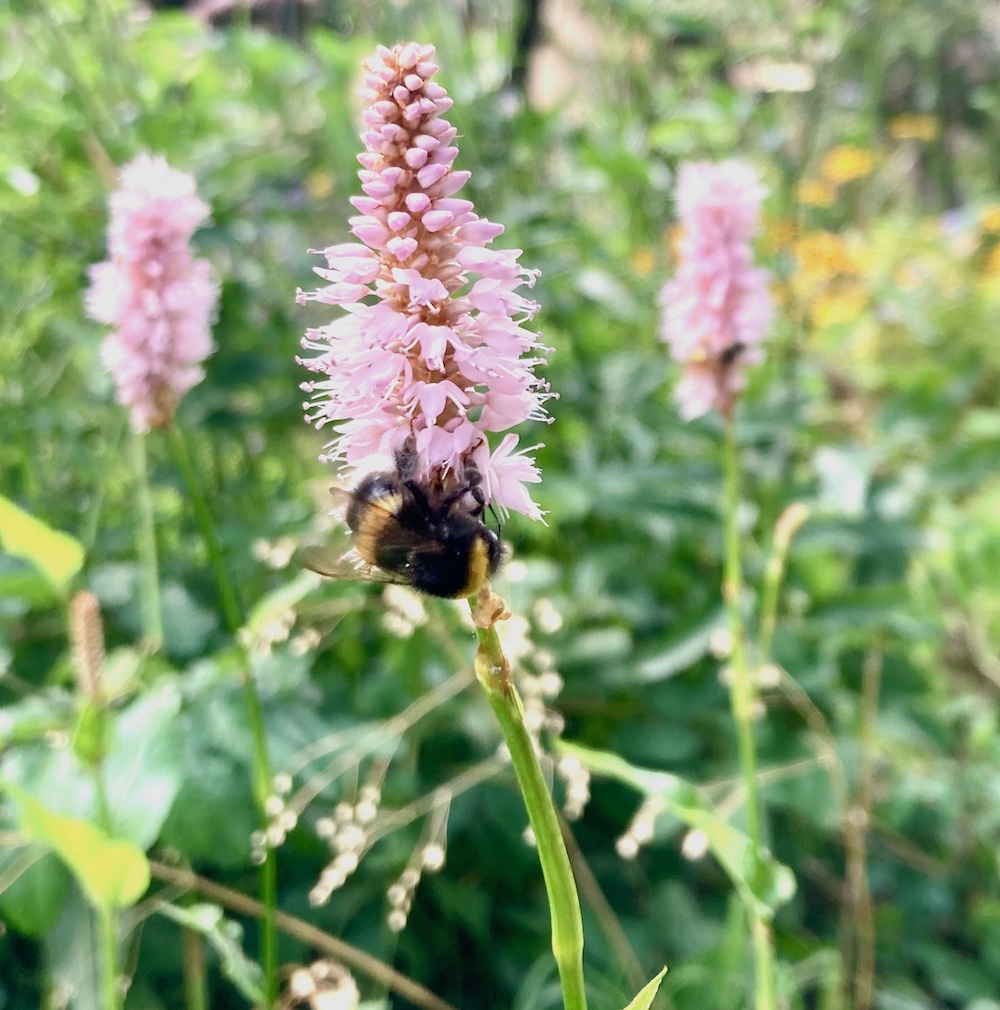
{"left": 157, "top": 902, "right": 265, "bottom": 1004}
{"left": 621, "top": 967, "right": 668, "bottom": 1010}
{"left": 0, "top": 847, "right": 71, "bottom": 937}
{"left": 160, "top": 582, "right": 218, "bottom": 660}
{"left": 102, "top": 682, "right": 184, "bottom": 849}
{"left": 44, "top": 883, "right": 102, "bottom": 1010}
{"left": 0, "top": 493, "right": 84, "bottom": 594}
{"left": 564, "top": 744, "right": 796, "bottom": 920}
{"left": 3, "top": 781, "right": 150, "bottom": 911}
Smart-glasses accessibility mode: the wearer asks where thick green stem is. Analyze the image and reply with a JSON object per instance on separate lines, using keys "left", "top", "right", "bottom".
{"left": 166, "top": 424, "right": 278, "bottom": 1006}
{"left": 471, "top": 604, "right": 588, "bottom": 1010}
{"left": 99, "top": 906, "right": 121, "bottom": 1010}
{"left": 721, "top": 416, "right": 776, "bottom": 1010}
{"left": 132, "top": 432, "right": 163, "bottom": 650}
{"left": 167, "top": 426, "right": 242, "bottom": 632}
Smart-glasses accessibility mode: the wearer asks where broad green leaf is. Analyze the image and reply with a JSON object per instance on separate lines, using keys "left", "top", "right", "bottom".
{"left": 0, "top": 847, "right": 70, "bottom": 937}
{"left": 102, "top": 682, "right": 183, "bottom": 849}
{"left": 4, "top": 781, "right": 149, "bottom": 911}
{"left": 621, "top": 967, "right": 667, "bottom": 1010}
{"left": 0, "top": 494, "right": 84, "bottom": 593}
{"left": 44, "top": 884, "right": 101, "bottom": 1010}
{"left": 564, "top": 744, "right": 796, "bottom": 920}
{"left": 157, "top": 902, "right": 265, "bottom": 1004}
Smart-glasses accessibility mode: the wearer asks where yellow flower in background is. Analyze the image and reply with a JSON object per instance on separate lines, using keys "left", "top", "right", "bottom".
{"left": 796, "top": 179, "right": 836, "bottom": 208}
{"left": 792, "top": 230, "right": 860, "bottom": 283}
{"left": 982, "top": 244, "right": 1000, "bottom": 277}
{"left": 888, "top": 114, "right": 939, "bottom": 142}
{"left": 821, "top": 145, "right": 875, "bottom": 184}
{"left": 762, "top": 216, "right": 798, "bottom": 253}
{"left": 809, "top": 283, "right": 868, "bottom": 328}
{"left": 666, "top": 223, "right": 685, "bottom": 259}
{"left": 979, "top": 204, "right": 1000, "bottom": 234}
{"left": 629, "top": 246, "right": 656, "bottom": 277}
{"left": 306, "top": 170, "right": 335, "bottom": 200}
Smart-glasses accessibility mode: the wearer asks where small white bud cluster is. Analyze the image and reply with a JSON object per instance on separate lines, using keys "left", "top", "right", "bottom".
{"left": 532, "top": 597, "right": 564, "bottom": 635}
{"left": 386, "top": 839, "right": 447, "bottom": 933}
{"left": 709, "top": 627, "right": 733, "bottom": 659}
{"left": 237, "top": 607, "right": 296, "bottom": 657}
{"left": 290, "top": 626, "right": 323, "bottom": 656}
{"left": 252, "top": 536, "right": 297, "bottom": 570}
{"left": 285, "top": 960, "right": 360, "bottom": 1010}
{"left": 681, "top": 828, "right": 710, "bottom": 861}
{"left": 615, "top": 797, "right": 665, "bottom": 860}
{"left": 496, "top": 605, "right": 589, "bottom": 822}
{"left": 756, "top": 662, "right": 782, "bottom": 688}
{"left": 556, "top": 753, "right": 591, "bottom": 822}
{"left": 381, "top": 584, "right": 428, "bottom": 638}
{"left": 520, "top": 664, "right": 566, "bottom": 742}
{"left": 251, "top": 773, "right": 298, "bottom": 863}
{"left": 308, "top": 784, "right": 382, "bottom": 907}
{"left": 716, "top": 664, "right": 767, "bottom": 720}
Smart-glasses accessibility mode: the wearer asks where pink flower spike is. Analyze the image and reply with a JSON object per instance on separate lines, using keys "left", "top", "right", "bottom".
{"left": 658, "top": 159, "right": 773, "bottom": 420}
{"left": 297, "top": 43, "right": 553, "bottom": 519}
{"left": 86, "top": 153, "right": 218, "bottom": 431}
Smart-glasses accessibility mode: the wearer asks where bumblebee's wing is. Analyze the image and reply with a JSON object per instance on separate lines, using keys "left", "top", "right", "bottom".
{"left": 301, "top": 545, "right": 404, "bottom": 585}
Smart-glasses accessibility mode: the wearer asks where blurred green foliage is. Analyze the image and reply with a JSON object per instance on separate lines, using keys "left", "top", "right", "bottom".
{"left": 3, "top": 1, "right": 1000, "bottom": 1009}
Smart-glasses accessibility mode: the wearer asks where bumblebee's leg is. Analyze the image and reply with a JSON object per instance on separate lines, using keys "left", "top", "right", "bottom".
{"left": 442, "top": 463, "right": 487, "bottom": 516}
{"left": 394, "top": 438, "right": 419, "bottom": 481}
{"left": 403, "top": 478, "right": 433, "bottom": 519}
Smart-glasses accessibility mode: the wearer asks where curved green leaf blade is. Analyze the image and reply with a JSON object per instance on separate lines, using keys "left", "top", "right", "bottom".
{"left": 621, "top": 967, "right": 668, "bottom": 1010}
{"left": 3, "top": 781, "right": 150, "bottom": 911}
{"left": 564, "top": 743, "right": 796, "bottom": 919}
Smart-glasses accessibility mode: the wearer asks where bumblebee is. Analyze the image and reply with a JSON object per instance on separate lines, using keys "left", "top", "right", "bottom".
{"left": 303, "top": 448, "right": 504, "bottom": 599}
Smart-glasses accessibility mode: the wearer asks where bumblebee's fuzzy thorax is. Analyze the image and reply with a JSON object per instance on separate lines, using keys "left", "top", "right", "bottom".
{"left": 305, "top": 461, "right": 504, "bottom": 599}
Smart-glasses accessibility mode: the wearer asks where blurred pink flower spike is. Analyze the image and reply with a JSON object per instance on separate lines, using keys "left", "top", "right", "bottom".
{"left": 297, "top": 42, "right": 553, "bottom": 521}
{"left": 659, "top": 160, "right": 773, "bottom": 421}
{"left": 86, "top": 153, "right": 218, "bottom": 432}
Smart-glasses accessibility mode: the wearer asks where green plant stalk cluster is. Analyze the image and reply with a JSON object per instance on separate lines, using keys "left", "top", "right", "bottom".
{"left": 471, "top": 607, "right": 589, "bottom": 1010}
{"left": 167, "top": 425, "right": 279, "bottom": 1006}
{"left": 721, "top": 417, "right": 777, "bottom": 1010}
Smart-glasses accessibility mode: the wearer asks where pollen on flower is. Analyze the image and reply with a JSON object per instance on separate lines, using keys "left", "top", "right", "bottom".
{"left": 658, "top": 160, "right": 773, "bottom": 420}
{"left": 298, "top": 42, "right": 554, "bottom": 520}
{"left": 86, "top": 153, "right": 218, "bottom": 431}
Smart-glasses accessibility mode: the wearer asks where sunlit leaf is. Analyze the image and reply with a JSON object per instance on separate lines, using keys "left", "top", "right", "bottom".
{"left": 3, "top": 782, "right": 149, "bottom": 911}
{"left": 0, "top": 494, "right": 83, "bottom": 594}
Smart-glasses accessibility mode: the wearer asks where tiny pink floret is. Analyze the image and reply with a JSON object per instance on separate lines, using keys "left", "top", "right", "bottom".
{"left": 298, "top": 43, "right": 552, "bottom": 519}
{"left": 86, "top": 154, "right": 218, "bottom": 431}
{"left": 659, "top": 160, "right": 773, "bottom": 420}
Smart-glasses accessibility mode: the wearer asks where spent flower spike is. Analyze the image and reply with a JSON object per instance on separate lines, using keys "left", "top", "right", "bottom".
{"left": 86, "top": 153, "right": 217, "bottom": 431}
{"left": 298, "top": 42, "right": 553, "bottom": 519}
{"left": 659, "top": 160, "right": 773, "bottom": 420}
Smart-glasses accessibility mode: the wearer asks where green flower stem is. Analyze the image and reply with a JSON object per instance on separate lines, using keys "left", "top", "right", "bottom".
{"left": 721, "top": 415, "right": 776, "bottom": 1010}
{"left": 167, "top": 424, "right": 278, "bottom": 1006}
{"left": 132, "top": 431, "right": 163, "bottom": 650}
{"left": 470, "top": 602, "right": 588, "bottom": 1010}
{"left": 167, "top": 426, "right": 242, "bottom": 632}
{"left": 100, "top": 906, "right": 121, "bottom": 1010}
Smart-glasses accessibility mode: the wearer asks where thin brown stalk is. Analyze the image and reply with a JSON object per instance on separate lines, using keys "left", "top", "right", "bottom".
{"left": 147, "top": 861, "right": 460, "bottom": 1010}
{"left": 843, "top": 643, "right": 881, "bottom": 1010}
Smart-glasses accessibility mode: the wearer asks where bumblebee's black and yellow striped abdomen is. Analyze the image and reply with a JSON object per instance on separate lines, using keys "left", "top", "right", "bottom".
{"left": 323, "top": 467, "right": 503, "bottom": 599}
